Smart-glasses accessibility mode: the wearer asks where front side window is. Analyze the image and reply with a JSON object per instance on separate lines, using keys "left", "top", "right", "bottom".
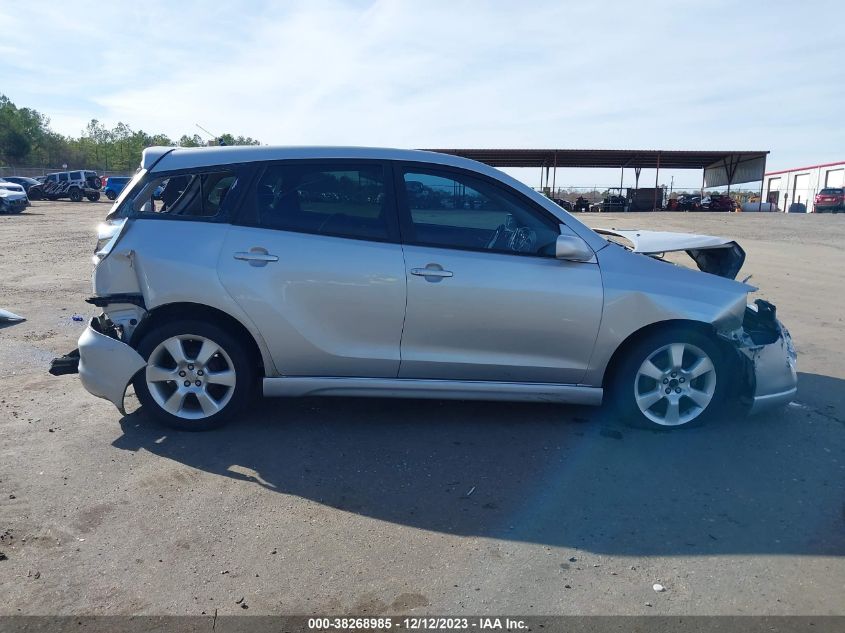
{"left": 253, "top": 163, "right": 389, "bottom": 241}
{"left": 129, "top": 170, "right": 237, "bottom": 218}
{"left": 401, "top": 169, "right": 558, "bottom": 256}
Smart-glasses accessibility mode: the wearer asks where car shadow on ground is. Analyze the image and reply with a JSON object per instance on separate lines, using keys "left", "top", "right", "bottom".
{"left": 112, "top": 371, "right": 844, "bottom": 557}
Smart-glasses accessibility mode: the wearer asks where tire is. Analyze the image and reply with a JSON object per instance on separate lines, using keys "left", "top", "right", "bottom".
{"left": 69, "top": 187, "right": 83, "bottom": 202}
{"left": 105, "top": 190, "right": 117, "bottom": 201}
{"left": 611, "top": 326, "right": 730, "bottom": 430}
{"left": 86, "top": 192, "right": 101, "bottom": 202}
{"left": 28, "top": 189, "right": 42, "bottom": 201}
{"left": 132, "top": 319, "right": 256, "bottom": 431}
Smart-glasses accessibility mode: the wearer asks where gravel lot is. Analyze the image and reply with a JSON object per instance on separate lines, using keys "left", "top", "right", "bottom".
{"left": 0, "top": 201, "right": 843, "bottom": 615}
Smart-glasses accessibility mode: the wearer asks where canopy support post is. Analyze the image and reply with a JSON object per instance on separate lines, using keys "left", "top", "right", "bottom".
{"left": 653, "top": 152, "right": 661, "bottom": 210}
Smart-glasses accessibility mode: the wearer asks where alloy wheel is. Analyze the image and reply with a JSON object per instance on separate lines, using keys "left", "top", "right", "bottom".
{"left": 145, "top": 334, "right": 237, "bottom": 421}
{"left": 634, "top": 342, "right": 717, "bottom": 426}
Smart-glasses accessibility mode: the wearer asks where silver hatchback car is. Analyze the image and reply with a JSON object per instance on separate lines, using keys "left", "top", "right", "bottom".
{"left": 75, "top": 146, "right": 797, "bottom": 431}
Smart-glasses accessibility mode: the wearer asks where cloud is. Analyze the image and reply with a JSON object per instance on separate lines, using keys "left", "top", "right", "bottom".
{"left": 2, "top": 0, "right": 843, "bottom": 177}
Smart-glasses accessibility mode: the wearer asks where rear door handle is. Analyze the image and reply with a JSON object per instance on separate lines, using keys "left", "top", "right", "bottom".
{"left": 234, "top": 250, "right": 279, "bottom": 266}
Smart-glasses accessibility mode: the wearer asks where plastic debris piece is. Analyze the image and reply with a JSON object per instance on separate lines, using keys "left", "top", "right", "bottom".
{"left": 653, "top": 583, "right": 666, "bottom": 592}
{"left": 0, "top": 309, "right": 24, "bottom": 322}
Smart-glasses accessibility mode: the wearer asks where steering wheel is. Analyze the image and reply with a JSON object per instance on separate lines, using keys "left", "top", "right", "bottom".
{"left": 508, "top": 227, "right": 537, "bottom": 253}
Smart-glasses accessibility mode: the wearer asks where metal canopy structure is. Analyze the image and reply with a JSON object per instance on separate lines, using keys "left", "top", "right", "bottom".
{"left": 423, "top": 148, "right": 770, "bottom": 209}
{"left": 423, "top": 148, "right": 768, "bottom": 172}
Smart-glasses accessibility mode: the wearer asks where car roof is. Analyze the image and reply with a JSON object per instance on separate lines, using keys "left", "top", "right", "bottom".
{"left": 144, "top": 145, "right": 508, "bottom": 180}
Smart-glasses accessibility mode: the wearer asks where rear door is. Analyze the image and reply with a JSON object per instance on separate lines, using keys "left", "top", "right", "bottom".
{"left": 218, "top": 160, "right": 407, "bottom": 378}
{"left": 395, "top": 164, "right": 603, "bottom": 384}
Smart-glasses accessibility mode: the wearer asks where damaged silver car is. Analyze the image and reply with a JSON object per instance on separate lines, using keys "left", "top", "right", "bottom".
{"left": 68, "top": 146, "right": 796, "bottom": 430}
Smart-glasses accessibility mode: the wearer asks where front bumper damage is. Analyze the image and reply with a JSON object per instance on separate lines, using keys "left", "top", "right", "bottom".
{"left": 724, "top": 300, "right": 798, "bottom": 414}
{"left": 77, "top": 316, "right": 146, "bottom": 414}
{"left": 743, "top": 322, "right": 798, "bottom": 413}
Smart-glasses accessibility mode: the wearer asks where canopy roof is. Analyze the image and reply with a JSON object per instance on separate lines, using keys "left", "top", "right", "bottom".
{"left": 423, "top": 148, "right": 769, "bottom": 170}
{"left": 423, "top": 148, "right": 769, "bottom": 187}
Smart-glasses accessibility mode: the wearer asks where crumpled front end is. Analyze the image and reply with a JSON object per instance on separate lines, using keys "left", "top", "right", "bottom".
{"left": 78, "top": 315, "right": 147, "bottom": 414}
{"left": 722, "top": 300, "right": 798, "bottom": 414}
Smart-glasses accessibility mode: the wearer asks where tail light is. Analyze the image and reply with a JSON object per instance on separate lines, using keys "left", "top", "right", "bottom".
{"left": 93, "top": 218, "right": 127, "bottom": 264}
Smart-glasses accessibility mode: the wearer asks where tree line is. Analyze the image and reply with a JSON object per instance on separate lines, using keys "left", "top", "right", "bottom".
{"left": 0, "top": 94, "right": 260, "bottom": 173}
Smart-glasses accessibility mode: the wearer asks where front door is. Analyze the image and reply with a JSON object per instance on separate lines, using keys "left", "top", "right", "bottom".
{"left": 396, "top": 165, "right": 603, "bottom": 384}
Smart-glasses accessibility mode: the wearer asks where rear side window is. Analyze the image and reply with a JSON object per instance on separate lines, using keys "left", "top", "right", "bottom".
{"left": 70, "top": 171, "right": 82, "bottom": 180}
{"left": 252, "top": 163, "right": 389, "bottom": 241}
{"left": 130, "top": 170, "right": 238, "bottom": 218}
{"left": 58, "top": 173, "right": 69, "bottom": 182}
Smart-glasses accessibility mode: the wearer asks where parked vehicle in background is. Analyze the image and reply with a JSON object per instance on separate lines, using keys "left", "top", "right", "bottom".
{"left": 574, "top": 196, "right": 590, "bottom": 212}
{"left": 0, "top": 180, "right": 29, "bottom": 214}
{"left": 813, "top": 188, "right": 844, "bottom": 213}
{"left": 103, "top": 176, "right": 131, "bottom": 201}
{"left": 70, "top": 145, "right": 797, "bottom": 433}
{"left": 702, "top": 194, "right": 736, "bottom": 212}
{"left": 601, "top": 194, "right": 626, "bottom": 212}
{"left": 1, "top": 176, "right": 43, "bottom": 200}
{"left": 677, "top": 195, "right": 702, "bottom": 211}
{"left": 551, "top": 197, "right": 573, "bottom": 212}
{"left": 41, "top": 170, "right": 102, "bottom": 202}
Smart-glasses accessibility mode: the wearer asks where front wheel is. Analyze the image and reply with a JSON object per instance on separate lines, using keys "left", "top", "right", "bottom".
{"left": 105, "top": 190, "right": 117, "bottom": 201}
{"left": 69, "top": 187, "right": 83, "bottom": 202}
{"left": 612, "top": 328, "right": 729, "bottom": 429}
{"left": 133, "top": 320, "right": 256, "bottom": 430}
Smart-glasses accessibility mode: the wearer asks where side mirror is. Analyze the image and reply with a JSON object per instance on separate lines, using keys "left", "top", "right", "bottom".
{"left": 555, "top": 235, "right": 594, "bottom": 262}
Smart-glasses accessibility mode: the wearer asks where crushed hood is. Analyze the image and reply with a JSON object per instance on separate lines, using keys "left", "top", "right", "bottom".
{"left": 595, "top": 228, "right": 746, "bottom": 279}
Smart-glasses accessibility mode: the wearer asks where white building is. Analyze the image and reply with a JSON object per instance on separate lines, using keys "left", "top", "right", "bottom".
{"left": 763, "top": 160, "right": 845, "bottom": 212}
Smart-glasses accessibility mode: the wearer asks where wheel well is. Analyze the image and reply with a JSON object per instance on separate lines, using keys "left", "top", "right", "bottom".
{"left": 131, "top": 302, "right": 265, "bottom": 375}
{"left": 601, "top": 319, "right": 729, "bottom": 389}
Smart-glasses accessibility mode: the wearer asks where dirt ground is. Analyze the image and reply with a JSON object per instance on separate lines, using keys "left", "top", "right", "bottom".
{"left": 0, "top": 201, "right": 843, "bottom": 615}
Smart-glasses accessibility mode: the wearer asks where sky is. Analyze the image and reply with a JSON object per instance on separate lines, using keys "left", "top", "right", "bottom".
{"left": 1, "top": 0, "right": 843, "bottom": 189}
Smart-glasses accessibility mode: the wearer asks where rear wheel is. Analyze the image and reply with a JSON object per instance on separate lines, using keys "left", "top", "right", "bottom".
{"left": 105, "top": 190, "right": 117, "bottom": 201}
{"left": 69, "top": 187, "right": 83, "bottom": 202}
{"left": 612, "top": 327, "right": 729, "bottom": 429}
{"left": 133, "top": 320, "right": 255, "bottom": 431}
{"left": 86, "top": 191, "right": 101, "bottom": 202}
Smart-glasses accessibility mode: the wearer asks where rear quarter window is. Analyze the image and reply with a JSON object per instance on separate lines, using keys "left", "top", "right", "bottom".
{"left": 123, "top": 168, "right": 241, "bottom": 220}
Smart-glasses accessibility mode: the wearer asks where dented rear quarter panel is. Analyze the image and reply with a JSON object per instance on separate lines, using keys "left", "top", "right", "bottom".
{"left": 92, "top": 218, "right": 278, "bottom": 374}
{"left": 583, "top": 243, "right": 753, "bottom": 386}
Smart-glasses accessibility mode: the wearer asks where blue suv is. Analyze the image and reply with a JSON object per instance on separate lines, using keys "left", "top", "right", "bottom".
{"left": 103, "top": 176, "right": 131, "bottom": 201}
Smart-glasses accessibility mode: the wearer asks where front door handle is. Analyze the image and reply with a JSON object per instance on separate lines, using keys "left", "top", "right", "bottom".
{"left": 411, "top": 264, "right": 453, "bottom": 281}
{"left": 234, "top": 249, "right": 279, "bottom": 266}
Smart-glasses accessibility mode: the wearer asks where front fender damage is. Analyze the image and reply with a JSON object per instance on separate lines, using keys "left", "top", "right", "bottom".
{"left": 78, "top": 316, "right": 147, "bottom": 414}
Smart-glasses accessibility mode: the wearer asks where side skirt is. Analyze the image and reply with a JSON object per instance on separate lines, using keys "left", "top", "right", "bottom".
{"left": 263, "top": 377, "right": 603, "bottom": 405}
